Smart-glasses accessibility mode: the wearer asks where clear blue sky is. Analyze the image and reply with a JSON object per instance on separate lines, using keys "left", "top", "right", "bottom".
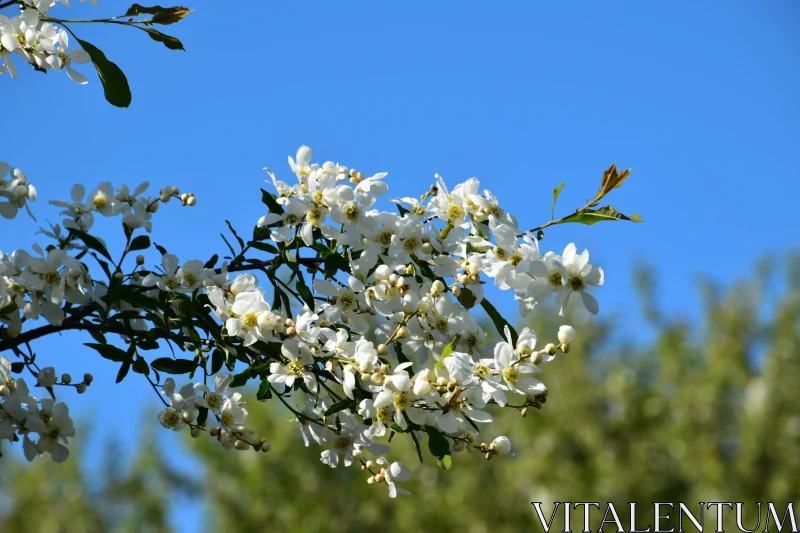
{"left": 3, "top": 1, "right": 799, "bottom": 530}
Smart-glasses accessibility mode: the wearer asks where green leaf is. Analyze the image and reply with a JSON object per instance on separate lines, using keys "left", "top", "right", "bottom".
{"left": 250, "top": 241, "right": 279, "bottom": 254}
{"left": 129, "top": 235, "right": 151, "bottom": 251}
{"left": 197, "top": 407, "right": 208, "bottom": 426}
{"left": 389, "top": 422, "right": 406, "bottom": 434}
{"left": 76, "top": 38, "right": 131, "bottom": 108}
{"left": 552, "top": 182, "right": 566, "bottom": 220}
{"left": 295, "top": 280, "right": 315, "bottom": 310}
{"left": 68, "top": 228, "right": 113, "bottom": 262}
{"left": 116, "top": 361, "right": 131, "bottom": 383}
{"left": 110, "top": 287, "right": 159, "bottom": 311}
{"left": 560, "top": 205, "right": 643, "bottom": 226}
{"left": 203, "top": 254, "right": 218, "bottom": 269}
{"left": 85, "top": 342, "right": 129, "bottom": 363}
{"left": 229, "top": 372, "right": 250, "bottom": 388}
{"left": 456, "top": 288, "right": 477, "bottom": 309}
{"left": 210, "top": 348, "right": 224, "bottom": 375}
{"left": 434, "top": 334, "right": 461, "bottom": 371}
{"left": 10, "top": 362, "right": 24, "bottom": 373}
{"left": 260, "top": 188, "right": 284, "bottom": 215}
{"left": 142, "top": 28, "right": 185, "bottom": 50}
{"left": 256, "top": 379, "right": 272, "bottom": 401}
{"left": 150, "top": 357, "right": 196, "bottom": 374}
{"left": 132, "top": 356, "right": 150, "bottom": 376}
{"left": 324, "top": 399, "right": 352, "bottom": 417}
{"left": 425, "top": 426, "right": 451, "bottom": 459}
{"left": 481, "top": 298, "right": 518, "bottom": 345}
{"left": 437, "top": 454, "right": 452, "bottom": 470}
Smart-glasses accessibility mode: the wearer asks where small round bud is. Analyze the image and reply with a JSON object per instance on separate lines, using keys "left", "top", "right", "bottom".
{"left": 261, "top": 441, "right": 271, "bottom": 452}
{"left": 253, "top": 441, "right": 262, "bottom": 452}
{"left": 171, "top": 186, "right": 180, "bottom": 195}
{"left": 544, "top": 343, "right": 557, "bottom": 356}
{"left": 76, "top": 383, "right": 87, "bottom": 394}
{"left": 389, "top": 273, "right": 399, "bottom": 285}
{"left": 190, "top": 427, "right": 202, "bottom": 438}
{"left": 83, "top": 373, "right": 94, "bottom": 384}
{"left": 160, "top": 191, "right": 172, "bottom": 203}
{"left": 186, "top": 195, "right": 196, "bottom": 207}
{"left": 234, "top": 439, "right": 249, "bottom": 451}
{"left": 132, "top": 272, "right": 141, "bottom": 281}
{"left": 286, "top": 326, "right": 297, "bottom": 337}
{"left": 285, "top": 318, "right": 295, "bottom": 328}
{"left": 457, "top": 273, "right": 469, "bottom": 285}
{"left": 365, "top": 460, "right": 375, "bottom": 470}
{"left": 367, "top": 476, "right": 376, "bottom": 485}
{"left": 531, "top": 351, "right": 544, "bottom": 365}
{"left": 452, "top": 286, "right": 462, "bottom": 297}
{"left": 370, "top": 372, "right": 384, "bottom": 384}
{"left": 352, "top": 449, "right": 362, "bottom": 460}
{"left": 360, "top": 372, "right": 371, "bottom": 381}
{"left": 436, "top": 376, "right": 447, "bottom": 387}
{"left": 557, "top": 325, "right": 576, "bottom": 345}
{"left": 396, "top": 327, "right": 408, "bottom": 339}
{"left": 61, "top": 373, "right": 72, "bottom": 385}
{"left": 379, "top": 363, "right": 390, "bottom": 374}
{"left": 465, "top": 431, "right": 476, "bottom": 443}
{"left": 210, "top": 427, "right": 220, "bottom": 437}
{"left": 395, "top": 276, "right": 407, "bottom": 288}
{"left": 114, "top": 271, "right": 124, "bottom": 280}
{"left": 431, "top": 280, "right": 446, "bottom": 296}
{"left": 377, "top": 344, "right": 389, "bottom": 355}
{"left": 135, "top": 255, "right": 145, "bottom": 265}
{"left": 421, "top": 242, "right": 433, "bottom": 254}
{"left": 183, "top": 410, "right": 196, "bottom": 423}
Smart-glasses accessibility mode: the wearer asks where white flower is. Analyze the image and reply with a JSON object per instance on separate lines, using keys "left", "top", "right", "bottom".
{"left": 268, "top": 342, "right": 317, "bottom": 393}
{"left": 554, "top": 243, "right": 604, "bottom": 316}
{"left": 36, "top": 367, "right": 57, "bottom": 387}
{"left": 490, "top": 435, "right": 515, "bottom": 457}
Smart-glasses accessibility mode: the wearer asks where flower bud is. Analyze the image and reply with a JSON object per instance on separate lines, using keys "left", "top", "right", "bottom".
{"left": 396, "top": 327, "right": 408, "bottom": 339}
{"left": 453, "top": 439, "right": 467, "bottom": 452}
{"left": 489, "top": 435, "right": 514, "bottom": 457}
{"left": 457, "top": 273, "right": 469, "bottom": 285}
{"left": 365, "top": 460, "right": 375, "bottom": 470}
{"left": 352, "top": 448, "right": 362, "bottom": 460}
{"left": 431, "top": 280, "right": 446, "bottom": 296}
{"left": 366, "top": 476, "right": 376, "bottom": 485}
{"left": 114, "top": 271, "right": 124, "bottom": 280}
{"left": 421, "top": 242, "right": 433, "bottom": 254}
{"left": 160, "top": 190, "right": 172, "bottom": 203}
{"left": 377, "top": 344, "right": 389, "bottom": 355}
{"left": 436, "top": 376, "right": 447, "bottom": 387}
{"left": 234, "top": 439, "right": 249, "bottom": 451}
{"left": 183, "top": 410, "right": 197, "bottom": 423}
{"left": 76, "top": 383, "right": 87, "bottom": 394}
{"left": 187, "top": 195, "right": 196, "bottom": 207}
{"left": 371, "top": 372, "right": 384, "bottom": 384}
{"left": 544, "top": 343, "right": 557, "bottom": 356}
{"left": 286, "top": 326, "right": 297, "bottom": 337}
{"left": 558, "top": 325, "right": 576, "bottom": 345}
{"left": 84, "top": 373, "right": 94, "bottom": 384}
{"left": 452, "top": 286, "right": 462, "bottom": 297}
{"left": 190, "top": 427, "right": 202, "bottom": 438}
{"left": 261, "top": 441, "right": 271, "bottom": 452}
{"left": 360, "top": 372, "right": 371, "bottom": 381}
{"left": 135, "top": 255, "right": 145, "bottom": 265}
{"left": 171, "top": 186, "right": 180, "bottom": 195}
{"left": 61, "top": 373, "right": 72, "bottom": 385}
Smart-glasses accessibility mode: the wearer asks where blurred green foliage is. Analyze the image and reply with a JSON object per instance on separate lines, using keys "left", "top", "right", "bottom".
{"left": 2, "top": 258, "right": 800, "bottom": 533}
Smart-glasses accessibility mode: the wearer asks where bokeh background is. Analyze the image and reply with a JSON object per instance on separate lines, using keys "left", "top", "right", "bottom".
{"left": 1, "top": 1, "right": 799, "bottom": 531}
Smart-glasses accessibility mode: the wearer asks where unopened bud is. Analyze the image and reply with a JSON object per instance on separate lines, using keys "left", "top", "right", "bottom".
{"left": 452, "top": 286, "right": 462, "bottom": 297}
{"left": 186, "top": 195, "right": 196, "bottom": 207}
{"left": 234, "top": 439, "right": 249, "bottom": 451}
{"left": 83, "top": 373, "right": 94, "bottom": 384}
{"left": 421, "top": 242, "right": 433, "bottom": 254}
{"left": 377, "top": 344, "right": 389, "bottom": 355}
{"left": 160, "top": 191, "right": 172, "bottom": 203}
{"left": 457, "top": 273, "right": 469, "bottom": 285}
{"left": 531, "top": 351, "right": 544, "bottom": 365}
{"left": 76, "top": 383, "right": 87, "bottom": 394}
{"left": 190, "top": 427, "right": 202, "bottom": 438}
{"left": 396, "top": 327, "right": 408, "bottom": 339}
{"left": 365, "top": 460, "right": 375, "bottom": 470}
{"left": 544, "top": 343, "right": 557, "bottom": 356}
{"left": 171, "top": 186, "right": 180, "bottom": 195}
{"left": 380, "top": 364, "right": 390, "bottom": 374}
{"left": 135, "top": 255, "right": 145, "bottom": 265}
{"left": 286, "top": 326, "right": 297, "bottom": 337}
{"left": 431, "top": 280, "right": 446, "bottom": 296}
{"left": 352, "top": 448, "right": 362, "bottom": 460}
{"left": 61, "top": 373, "right": 72, "bottom": 385}
{"left": 371, "top": 372, "right": 384, "bottom": 384}
{"left": 261, "top": 441, "right": 271, "bottom": 452}
{"left": 132, "top": 272, "right": 141, "bottom": 281}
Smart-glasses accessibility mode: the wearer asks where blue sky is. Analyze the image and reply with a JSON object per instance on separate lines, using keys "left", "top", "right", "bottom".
{"left": 3, "top": 1, "right": 799, "bottom": 530}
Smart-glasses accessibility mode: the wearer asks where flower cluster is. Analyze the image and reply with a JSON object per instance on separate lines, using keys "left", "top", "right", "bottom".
{"left": 0, "top": 6, "right": 91, "bottom": 82}
{"left": 0, "top": 162, "right": 36, "bottom": 220}
{"left": 0, "top": 356, "right": 88, "bottom": 462}
{"left": 0, "top": 145, "right": 638, "bottom": 498}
